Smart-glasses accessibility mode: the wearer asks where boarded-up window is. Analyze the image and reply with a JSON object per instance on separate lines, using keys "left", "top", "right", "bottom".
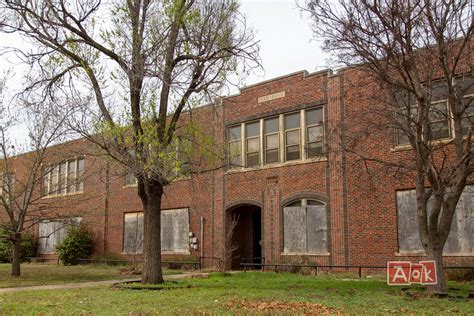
{"left": 38, "top": 218, "right": 82, "bottom": 254}
{"left": 123, "top": 209, "right": 190, "bottom": 254}
{"left": 397, "top": 185, "right": 474, "bottom": 254}
{"left": 283, "top": 202, "right": 327, "bottom": 254}
{"left": 123, "top": 212, "right": 144, "bottom": 254}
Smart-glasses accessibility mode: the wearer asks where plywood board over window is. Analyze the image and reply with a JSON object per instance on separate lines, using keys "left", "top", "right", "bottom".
{"left": 283, "top": 200, "right": 327, "bottom": 255}
{"left": 396, "top": 185, "right": 474, "bottom": 255}
{"left": 123, "top": 208, "right": 190, "bottom": 254}
{"left": 38, "top": 218, "right": 82, "bottom": 254}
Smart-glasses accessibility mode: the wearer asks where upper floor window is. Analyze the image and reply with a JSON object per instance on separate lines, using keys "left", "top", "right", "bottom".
{"left": 461, "top": 96, "right": 474, "bottom": 136}
{"left": 246, "top": 121, "right": 260, "bottom": 167}
{"left": 284, "top": 113, "right": 301, "bottom": 161}
{"left": 306, "top": 108, "right": 324, "bottom": 158}
{"left": 124, "top": 172, "right": 138, "bottom": 187}
{"left": 228, "top": 126, "right": 242, "bottom": 168}
{"left": 228, "top": 107, "right": 324, "bottom": 169}
{"left": 0, "top": 173, "right": 15, "bottom": 200}
{"left": 395, "top": 81, "right": 473, "bottom": 147}
{"left": 42, "top": 158, "right": 84, "bottom": 197}
{"left": 427, "top": 101, "right": 451, "bottom": 140}
{"left": 395, "top": 101, "right": 451, "bottom": 147}
{"left": 264, "top": 117, "right": 279, "bottom": 164}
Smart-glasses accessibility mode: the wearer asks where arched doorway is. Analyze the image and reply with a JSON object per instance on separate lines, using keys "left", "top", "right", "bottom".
{"left": 226, "top": 204, "right": 262, "bottom": 270}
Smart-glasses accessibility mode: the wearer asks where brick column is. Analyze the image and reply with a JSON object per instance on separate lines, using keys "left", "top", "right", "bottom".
{"left": 327, "top": 74, "right": 348, "bottom": 266}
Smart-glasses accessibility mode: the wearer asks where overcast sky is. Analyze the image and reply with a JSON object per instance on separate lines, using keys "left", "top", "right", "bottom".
{"left": 0, "top": 0, "right": 330, "bottom": 93}
{"left": 0, "top": 0, "right": 330, "bottom": 142}
{"left": 239, "top": 0, "right": 329, "bottom": 86}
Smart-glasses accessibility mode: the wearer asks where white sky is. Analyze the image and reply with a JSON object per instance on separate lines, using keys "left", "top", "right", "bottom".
{"left": 239, "top": 0, "right": 329, "bottom": 86}
{"left": 0, "top": 0, "right": 330, "bottom": 143}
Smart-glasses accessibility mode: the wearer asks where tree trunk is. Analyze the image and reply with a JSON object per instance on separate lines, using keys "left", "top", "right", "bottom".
{"left": 141, "top": 184, "right": 164, "bottom": 284}
{"left": 11, "top": 235, "right": 21, "bottom": 277}
{"left": 426, "top": 245, "right": 447, "bottom": 294}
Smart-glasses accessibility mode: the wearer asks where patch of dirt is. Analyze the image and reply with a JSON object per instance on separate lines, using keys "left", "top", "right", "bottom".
{"left": 226, "top": 299, "right": 341, "bottom": 314}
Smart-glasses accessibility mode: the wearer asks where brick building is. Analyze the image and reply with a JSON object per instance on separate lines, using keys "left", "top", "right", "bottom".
{"left": 1, "top": 68, "right": 473, "bottom": 269}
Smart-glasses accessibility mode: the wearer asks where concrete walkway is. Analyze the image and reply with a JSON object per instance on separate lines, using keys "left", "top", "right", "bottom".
{"left": 0, "top": 272, "right": 209, "bottom": 294}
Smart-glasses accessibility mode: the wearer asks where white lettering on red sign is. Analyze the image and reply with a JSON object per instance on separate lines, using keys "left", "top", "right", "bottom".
{"left": 420, "top": 261, "right": 437, "bottom": 285}
{"left": 387, "top": 261, "right": 411, "bottom": 285}
{"left": 387, "top": 260, "right": 437, "bottom": 285}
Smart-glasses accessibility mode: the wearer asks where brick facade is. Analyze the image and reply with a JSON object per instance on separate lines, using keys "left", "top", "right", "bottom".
{"left": 1, "top": 69, "right": 473, "bottom": 268}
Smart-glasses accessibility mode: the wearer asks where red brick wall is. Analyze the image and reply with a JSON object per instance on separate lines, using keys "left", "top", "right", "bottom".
{"left": 2, "top": 68, "right": 472, "bottom": 269}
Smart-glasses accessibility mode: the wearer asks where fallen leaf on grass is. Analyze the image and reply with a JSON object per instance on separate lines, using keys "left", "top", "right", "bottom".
{"left": 226, "top": 299, "right": 341, "bottom": 314}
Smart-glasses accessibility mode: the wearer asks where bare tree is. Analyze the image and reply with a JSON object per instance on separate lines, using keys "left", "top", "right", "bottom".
{"left": 0, "top": 96, "right": 68, "bottom": 276}
{"left": 303, "top": 0, "right": 473, "bottom": 292}
{"left": 223, "top": 212, "right": 239, "bottom": 271}
{"left": 1, "top": 0, "right": 259, "bottom": 283}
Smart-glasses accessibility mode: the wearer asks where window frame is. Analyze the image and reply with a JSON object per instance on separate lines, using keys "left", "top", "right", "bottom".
{"left": 227, "top": 125, "right": 243, "bottom": 169}
{"left": 284, "top": 111, "right": 302, "bottom": 162}
{"left": 460, "top": 94, "right": 474, "bottom": 137}
{"left": 427, "top": 99, "right": 451, "bottom": 141}
{"left": 41, "top": 158, "right": 85, "bottom": 197}
{"left": 264, "top": 116, "right": 280, "bottom": 164}
{"left": 245, "top": 120, "right": 261, "bottom": 168}
{"left": 282, "top": 198, "right": 328, "bottom": 255}
{"left": 226, "top": 106, "right": 326, "bottom": 171}
{"left": 305, "top": 108, "right": 325, "bottom": 158}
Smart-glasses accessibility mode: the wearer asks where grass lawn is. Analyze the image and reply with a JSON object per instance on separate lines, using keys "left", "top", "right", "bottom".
{"left": 0, "top": 263, "right": 181, "bottom": 288}
{"left": 0, "top": 272, "right": 472, "bottom": 315}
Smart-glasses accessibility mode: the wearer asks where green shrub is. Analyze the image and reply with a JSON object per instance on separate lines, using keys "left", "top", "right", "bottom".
{"left": 0, "top": 232, "right": 38, "bottom": 263}
{"left": 56, "top": 225, "right": 93, "bottom": 265}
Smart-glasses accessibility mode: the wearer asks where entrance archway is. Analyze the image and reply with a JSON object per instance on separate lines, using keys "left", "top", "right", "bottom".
{"left": 226, "top": 204, "right": 262, "bottom": 270}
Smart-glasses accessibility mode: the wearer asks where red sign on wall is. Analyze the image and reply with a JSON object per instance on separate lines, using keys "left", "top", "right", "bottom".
{"left": 387, "top": 260, "right": 437, "bottom": 285}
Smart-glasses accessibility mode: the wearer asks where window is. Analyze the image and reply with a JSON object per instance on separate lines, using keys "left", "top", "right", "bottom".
{"left": 396, "top": 186, "right": 474, "bottom": 254}
{"left": 395, "top": 101, "right": 452, "bottom": 146}
{"left": 461, "top": 96, "right": 474, "bottom": 136}
{"left": 283, "top": 199, "right": 327, "bottom": 254}
{"left": 123, "top": 212, "right": 144, "bottom": 253}
{"left": 0, "top": 173, "right": 14, "bottom": 199}
{"left": 306, "top": 108, "right": 324, "bottom": 157}
{"left": 124, "top": 172, "right": 138, "bottom": 187}
{"left": 284, "top": 112, "right": 301, "bottom": 161}
{"left": 428, "top": 101, "right": 451, "bottom": 140}
{"left": 227, "top": 107, "right": 325, "bottom": 169}
{"left": 264, "top": 117, "right": 280, "bottom": 164}
{"left": 228, "top": 125, "right": 242, "bottom": 168}
{"left": 122, "top": 208, "right": 190, "bottom": 254}
{"left": 176, "top": 139, "right": 192, "bottom": 177}
{"left": 246, "top": 121, "right": 260, "bottom": 167}
{"left": 38, "top": 218, "right": 81, "bottom": 254}
{"left": 42, "top": 158, "right": 84, "bottom": 197}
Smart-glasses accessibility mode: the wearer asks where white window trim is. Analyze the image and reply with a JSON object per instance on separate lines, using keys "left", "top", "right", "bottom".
{"left": 394, "top": 95, "right": 474, "bottom": 149}
{"left": 41, "top": 158, "right": 84, "bottom": 198}
{"left": 227, "top": 107, "right": 326, "bottom": 172}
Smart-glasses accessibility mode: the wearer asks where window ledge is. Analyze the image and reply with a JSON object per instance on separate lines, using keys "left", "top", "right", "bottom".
{"left": 123, "top": 184, "right": 138, "bottom": 189}
{"left": 391, "top": 137, "right": 457, "bottom": 152}
{"left": 121, "top": 251, "right": 191, "bottom": 255}
{"left": 226, "top": 157, "right": 327, "bottom": 174}
{"left": 395, "top": 252, "right": 425, "bottom": 256}
{"left": 396, "top": 251, "right": 474, "bottom": 257}
{"left": 41, "top": 191, "right": 84, "bottom": 199}
{"left": 280, "top": 252, "right": 330, "bottom": 256}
